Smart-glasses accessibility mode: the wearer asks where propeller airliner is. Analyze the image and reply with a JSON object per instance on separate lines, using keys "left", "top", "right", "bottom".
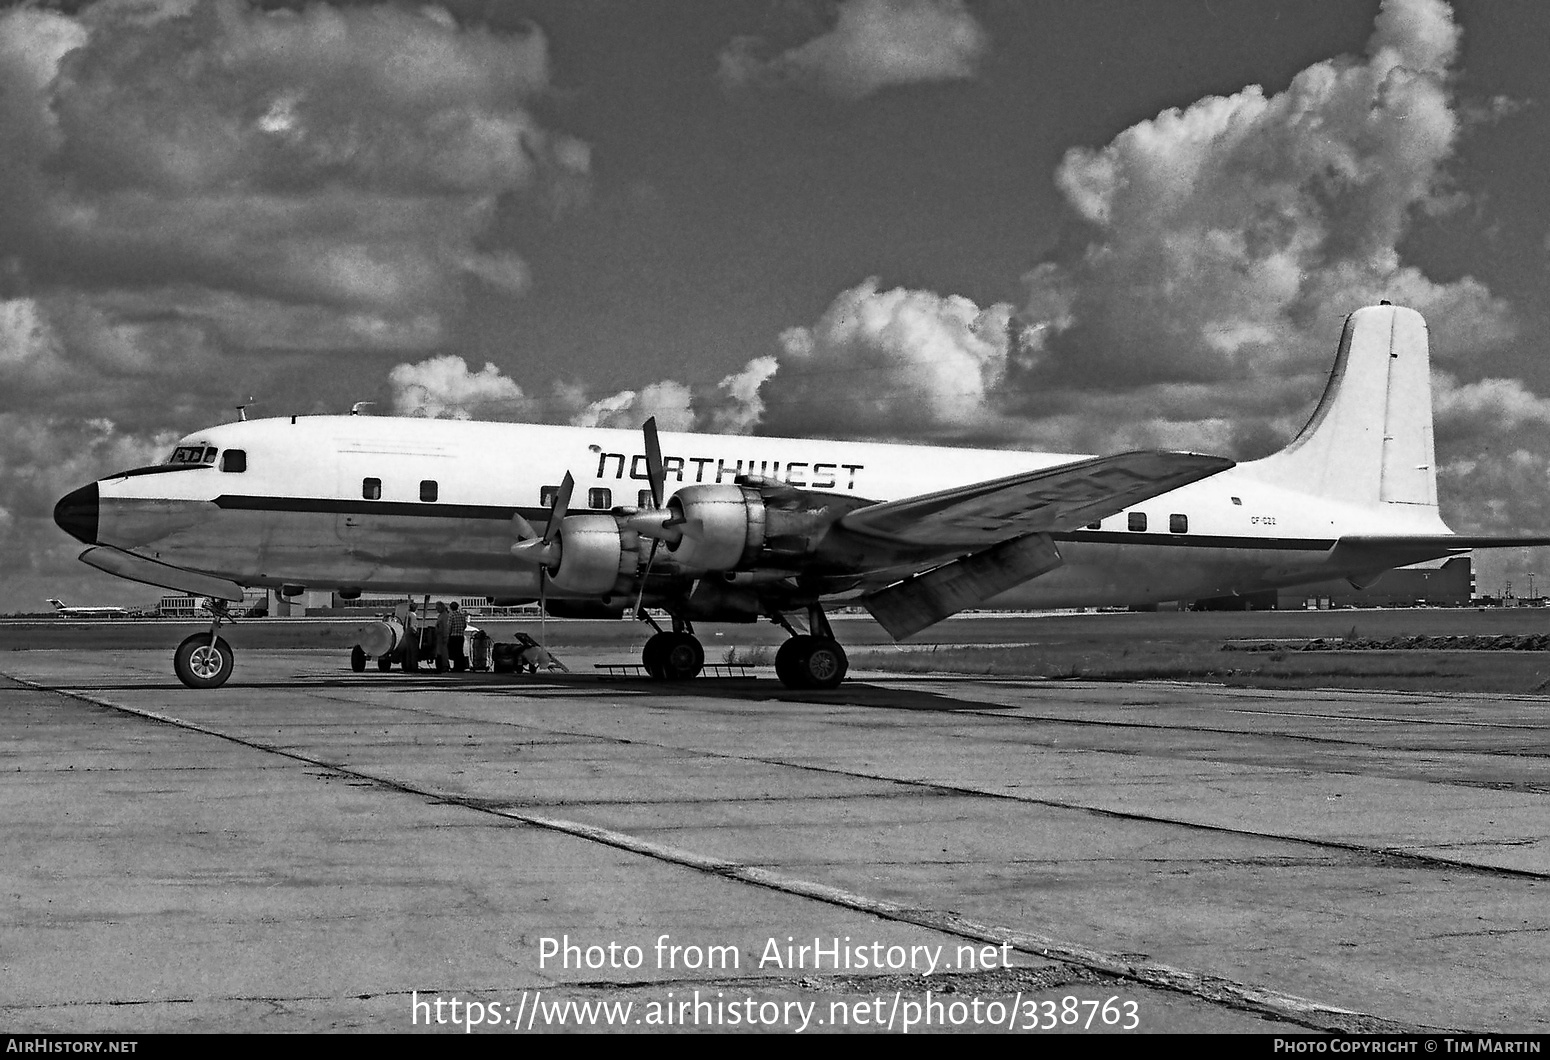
{"left": 52, "top": 304, "right": 1547, "bottom": 690}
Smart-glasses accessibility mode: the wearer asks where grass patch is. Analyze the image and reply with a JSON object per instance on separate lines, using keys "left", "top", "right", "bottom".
{"left": 723, "top": 645, "right": 772, "bottom": 667}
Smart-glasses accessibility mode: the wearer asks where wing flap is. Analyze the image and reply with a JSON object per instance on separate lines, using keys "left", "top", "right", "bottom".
{"left": 838, "top": 451, "right": 1235, "bottom": 547}
{"left": 860, "top": 532, "right": 1064, "bottom": 639}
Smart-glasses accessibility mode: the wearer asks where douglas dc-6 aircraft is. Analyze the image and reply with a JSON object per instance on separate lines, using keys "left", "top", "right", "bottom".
{"left": 47, "top": 598, "right": 133, "bottom": 618}
{"left": 51, "top": 304, "right": 1550, "bottom": 690}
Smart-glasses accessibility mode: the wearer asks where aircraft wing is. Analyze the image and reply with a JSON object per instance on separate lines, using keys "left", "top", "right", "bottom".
{"left": 836, "top": 450, "right": 1236, "bottom": 548}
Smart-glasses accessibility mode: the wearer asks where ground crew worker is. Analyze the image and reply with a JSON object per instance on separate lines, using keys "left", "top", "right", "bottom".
{"left": 433, "top": 601, "right": 452, "bottom": 672}
{"left": 395, "top": 599, "right": 419, "bottom": 673}
{"left": 448, "top": 602, "right": 469, "bottom": 671}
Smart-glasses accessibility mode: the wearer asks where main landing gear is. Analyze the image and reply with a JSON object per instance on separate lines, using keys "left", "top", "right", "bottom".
{"left": 173, "top": 601, "right": 235, "bottom": 690}
{"left": 639, "top": 612, "right": 705, "bottom": 681}
{"left": 771, "top": 605, "right": 848, "bottom": 690}
{"left": 636, "top": 603, "right": 848, "bottom": 690}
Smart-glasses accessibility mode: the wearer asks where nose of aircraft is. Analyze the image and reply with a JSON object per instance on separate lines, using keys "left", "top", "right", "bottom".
{"left": 53, "top": 482, "right": 99, "bottom": 545}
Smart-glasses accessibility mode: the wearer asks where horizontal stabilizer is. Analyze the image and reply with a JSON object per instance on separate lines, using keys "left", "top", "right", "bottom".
{"left": 861, "top": 533, "right": 1063, "bottom": 640}
{"left": 840, "top": 451, "right": 1234, "bottom": 548}
{"left": 1339, "top": 534, "right": 1550, "bottom": 550}
{"left": 78, "top": 546, "right": 245, "bottom": 602}
{"left": 1323, "top": 534, "right": 1550, "bottom": 583}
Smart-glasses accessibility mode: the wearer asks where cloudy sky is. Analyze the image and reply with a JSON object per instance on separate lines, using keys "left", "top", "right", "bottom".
{"left": 5, "top": 0, "right": 1550, "bottom": 609}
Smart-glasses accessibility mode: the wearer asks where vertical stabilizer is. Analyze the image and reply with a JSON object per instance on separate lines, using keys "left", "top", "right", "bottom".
{"left": 1243, "top": 305, "right": 1437, "bottom": 511}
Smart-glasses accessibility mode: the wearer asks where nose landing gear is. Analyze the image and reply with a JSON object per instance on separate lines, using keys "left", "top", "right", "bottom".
{"left": 173, "top": 600, "right": 236, "bottom": 689}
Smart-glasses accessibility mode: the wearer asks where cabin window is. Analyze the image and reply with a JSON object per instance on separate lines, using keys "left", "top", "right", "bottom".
{"left": 1231, "top": 496, "right": 1242, "bottom": 506}
{"left": 220, "top": 449, "right": 246, "bottom": 473}
{"left": 1128, "top": 512, "right": 1147, "bottom": 532}
{"left": 420, "top": 480, "right": 438, "bottom": 502}
{"left": 362, "top": 478, "right": 382, "bottom": 500}
{"left": 638, "top": 489, "right": 654, "bottom": 508}
{"left": 1086, "top": 521, "right": 1101, "bottom": 530}
{"left": 1170, "top": 514, "right": 1188, "bottom": 534}
{"left": 589, "top": 487, "right": 612, "bottom": 509}
{"left": 540, "top": 485, "right": 560, "bottom": 507}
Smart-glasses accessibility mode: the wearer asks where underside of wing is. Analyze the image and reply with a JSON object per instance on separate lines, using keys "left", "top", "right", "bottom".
{"left": 837, "top": 450, "right": 1236, "bottom": 549}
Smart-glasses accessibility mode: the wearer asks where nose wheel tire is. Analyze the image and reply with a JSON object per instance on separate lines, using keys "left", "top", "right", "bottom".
{"left": 643, "top": 631, "right": 704, "bottom": 681}
{"left": 174, "top": 633, "right": 235, "bottom": 689}
{"left": 776, "top": 635, "right": 848, "bottom": 690}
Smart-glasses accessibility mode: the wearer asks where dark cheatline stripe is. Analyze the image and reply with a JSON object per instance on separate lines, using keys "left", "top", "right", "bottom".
{"left": 214, "top": 495, "right": 1337, "bottom": 550}
{"left": 213, "top": 494, "right": 543, "bottom": 520}
{"left": 1053, "top": 529, "right": 1335, "bottom": 550}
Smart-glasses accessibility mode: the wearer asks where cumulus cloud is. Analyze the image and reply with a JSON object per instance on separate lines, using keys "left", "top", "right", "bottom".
{"left": 0, "top": 1, "right": 583, "bottom": 345}
{"left": 1434, "top": 374, "right": 1550, "bottom": 438}
{"left": 388, "top": 355, "right": 532, "bottom": 420}
{"left": 570, "top": 381, "right": 697, "bottom": 432}
{"left": 1016, "top": 0, "right": 1503, "bottom": 390}
{"left": 0, "top": 0, "right": 591, "bottom": 605}
{"left": 705, "top": 356, "right": 780, "bottom": 435}
{"left": 719, "top": 0, "right": 1526, "bottom": 462}
{"left": 719, "top": 0, "right": 987, "bottom": 100}
{"left": 753, "top": 279, "right": 1018, "bottom": 440}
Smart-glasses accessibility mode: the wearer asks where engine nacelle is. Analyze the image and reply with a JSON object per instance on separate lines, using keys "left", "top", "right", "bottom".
{"left": 666, "top": 484, "right": 766, "bottom": 572}
{"left": 550, "top": 513, "right": 637, "bottom": 595}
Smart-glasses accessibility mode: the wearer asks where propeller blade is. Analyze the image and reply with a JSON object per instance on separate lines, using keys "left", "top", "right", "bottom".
{"left": 543, "top": 472, "right": 574, "bottom": 544}
{"left": 643, "top": 417, "right": 666, "bottom": 510}
{"left": 512, "top": 511, "right": 538, "bottom": 541}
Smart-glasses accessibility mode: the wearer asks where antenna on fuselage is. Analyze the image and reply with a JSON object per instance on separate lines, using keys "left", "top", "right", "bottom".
{"left": 234, "top": 398, "right": 254, "bottom": 422}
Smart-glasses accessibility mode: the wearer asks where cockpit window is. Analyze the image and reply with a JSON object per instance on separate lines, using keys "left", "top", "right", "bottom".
{"left": 170, "top": 445, "right": 213, "bottom": 465}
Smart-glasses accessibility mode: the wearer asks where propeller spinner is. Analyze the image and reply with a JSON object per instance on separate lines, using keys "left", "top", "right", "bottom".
{"left": 510, "top": 471, "right": 573, "bottom": 569}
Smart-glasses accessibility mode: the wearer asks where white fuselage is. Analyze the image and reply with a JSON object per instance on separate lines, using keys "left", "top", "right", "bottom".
{"left": 82, "top": 414, "right": 1456, "bottom": 610}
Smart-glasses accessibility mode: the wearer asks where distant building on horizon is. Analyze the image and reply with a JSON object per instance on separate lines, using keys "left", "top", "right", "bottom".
{"left": 1187, "top": 557, "right": 1474, "bottom": 611}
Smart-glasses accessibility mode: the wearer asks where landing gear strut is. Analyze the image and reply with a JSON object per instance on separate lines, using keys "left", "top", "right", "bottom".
{"left": 639, "top": 611, "right": 704, "bottom": 681}
{"left": 173, "top": 600, "right": 235, "bottom": 689}
{"left": 773, "top": 604, "right": 848, "bottom": 690}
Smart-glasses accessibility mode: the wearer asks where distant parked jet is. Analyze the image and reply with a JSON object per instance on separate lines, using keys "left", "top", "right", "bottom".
{"left": 47, "top": 598, "right": 132, "bottom": 618}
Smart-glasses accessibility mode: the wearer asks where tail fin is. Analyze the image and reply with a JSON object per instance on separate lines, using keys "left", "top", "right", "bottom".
{"left": 1242, "top": 304, "right": 1438, "bottom": 512}
{"left": 47, "top": 599, "right": 65, "bottom": 609}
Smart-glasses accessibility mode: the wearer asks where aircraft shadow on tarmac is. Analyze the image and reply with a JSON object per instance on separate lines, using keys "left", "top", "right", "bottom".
{"left": 65, "top": 671, "right": 1013, "bottom": 712}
